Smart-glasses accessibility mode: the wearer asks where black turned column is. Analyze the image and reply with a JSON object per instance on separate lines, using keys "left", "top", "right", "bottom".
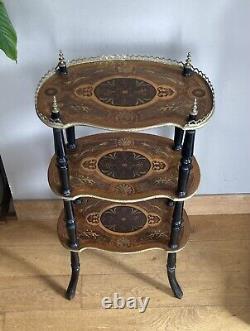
{"left": 169, "top": 201, "right": 184, "bottom": 249}
{"left": 66, "top": 126, "right": 76, "bottom": 150}
{"left": 167, "top": 98, "right": 198, "bottom": 299}
{"left": 173, "top": 127, "right": 184, "bottom": 151}
{"left": 63, "top": 200, "right": 78, "bottom": 250}
{"left": 52, "top": 128, "right": 70, "bottom": 196}
{"left": 51, "top": 94, "right": 80, "bottom": 300}
{"left": 177, "top": 129, "right": 196, "bottom": 198}
{"left": 51, "top": 96, "right": 70, "bottom": 196}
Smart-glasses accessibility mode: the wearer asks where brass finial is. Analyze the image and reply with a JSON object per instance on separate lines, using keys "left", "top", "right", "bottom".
{"left": 190, "top": 98, "right": 198, "bottom": 116}
{"left": 183, "top": 51, "right": 193, "bottom": 76}
{"left": 52, "top": 95, "right": 59, "bottom": 114}
{"left": 56, "top": 50, "right": 68, "bottom": 74}
{"left": 59, "top": 50, "right": 65, "bottom": 65}
{"left": 185, "top": 52, "right": 191, "bottom": 68}
{"left": 51, "top": 96, "right": 61, "bottom": 121}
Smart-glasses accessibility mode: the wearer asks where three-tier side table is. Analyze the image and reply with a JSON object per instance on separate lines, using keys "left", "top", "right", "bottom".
{"left": 35, "top": 52, "right": 214, "bottom": 300}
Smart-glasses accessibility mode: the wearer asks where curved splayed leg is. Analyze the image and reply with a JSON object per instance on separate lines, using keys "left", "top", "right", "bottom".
{"left": 65, "top": 252, "right": 80, "bottom": 300}
{"left": 167, "top": 253, "right": 183, "bottom": 299}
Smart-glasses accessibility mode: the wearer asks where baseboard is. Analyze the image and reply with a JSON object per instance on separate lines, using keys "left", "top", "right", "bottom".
{"left": 13, "top": 194, "right": 250, "bottom": 221}
{"left": 185, "top": 194, "right": 250, "bottom": 215}
{"left": 14, "top": 199, "right": 63, "bottom": 221}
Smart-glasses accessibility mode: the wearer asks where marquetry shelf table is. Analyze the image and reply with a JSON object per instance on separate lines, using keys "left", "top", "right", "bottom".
{"left": 35, "top": 52, "right": 214, "bottom": 300}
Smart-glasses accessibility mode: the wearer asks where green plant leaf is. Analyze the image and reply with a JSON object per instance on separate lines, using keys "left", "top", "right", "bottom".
{"left": 0, "top": 1, "right": 17, "bottom": 61}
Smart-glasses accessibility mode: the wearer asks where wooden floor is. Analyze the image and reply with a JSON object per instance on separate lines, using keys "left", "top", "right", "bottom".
{"left": 0, "top": 213, "right": 250, "bottom": 330}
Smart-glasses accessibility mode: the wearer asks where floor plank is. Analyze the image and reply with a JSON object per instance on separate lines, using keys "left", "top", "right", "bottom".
{"left": 4, "top": 306, "right": 250, "bottom": 331}
{"left": 4, "top": 309, "right": 136, "bottom": 331}
{"left": 0, "top": 219, "right": 58, "bottom": 247}
{"left": 81, "top": 270, "right": 250, "bottom": 309}
{"left": 135, "top": 306, "right": 250, "bottom": 331}
{"left": 0, "top": 276, "right": 81, "bottom": 312}
{"left": 1, "top": 214, "right": 250, "bottom": 330}
{"left": 0, "top": 315, "right": 4, "bottom": 331}
{"left": 0, "top": 239, "right": 250, "bottom": 277}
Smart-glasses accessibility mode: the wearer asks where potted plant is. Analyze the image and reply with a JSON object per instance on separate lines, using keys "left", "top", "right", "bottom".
{"left": 0, "top": 0, "right": 17, "bottom": 61}
{"left": 0, "top": 0, "right": 17, "bottom": 219}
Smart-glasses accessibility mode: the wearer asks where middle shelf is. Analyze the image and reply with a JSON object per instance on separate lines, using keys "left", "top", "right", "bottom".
{"left": 48, "top": 131, "right": 200, "bottom": 202}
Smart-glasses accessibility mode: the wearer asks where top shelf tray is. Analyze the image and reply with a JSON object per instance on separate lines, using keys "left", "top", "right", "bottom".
{"left": 36, "top": 55, "right": 214, "bottom": 131}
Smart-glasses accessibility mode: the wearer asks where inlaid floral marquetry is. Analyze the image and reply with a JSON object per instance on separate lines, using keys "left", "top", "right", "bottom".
{"left": 86, "top": 206, "right": 162, "bottom": 234}
{"left": 36, "top": 55, "right": 214, "bottom": 131}
{"left": 57, "top": 198, "right": 190, "bottom": 253}
{"left": 100, "top": 206, "right": 147, "bottom": 233}
{"left": 94, "top": 78, "right": 157, "bottom": 107}
{"left": 97, "top": 151, "right": 151, "bottom": 180}
{"left": 48, "top": 132, "right": 200, "bottom": 202}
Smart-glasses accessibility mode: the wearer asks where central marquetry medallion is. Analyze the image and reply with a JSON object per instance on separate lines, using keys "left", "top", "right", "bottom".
{"left": 100, "top": 206, "right": 147, "bottom": 233}
{"left": 94, "top": 77, "right": 156, "bottom": 107}
{"left": 97, "top": 151, "right": 151, "bottom": 180}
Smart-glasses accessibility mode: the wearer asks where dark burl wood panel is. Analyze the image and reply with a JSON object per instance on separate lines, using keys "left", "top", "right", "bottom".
{"left": 48, "top": 132, "right": 200, "bottom": 202}
{"left": 57, "top": 198, "right": 190, "bottom": 253}
{"left": 36, "top": 56, "right": 214, "bottom": 130}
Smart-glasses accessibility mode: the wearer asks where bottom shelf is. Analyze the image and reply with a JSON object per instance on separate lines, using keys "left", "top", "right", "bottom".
{"left": 57, "top": 198, "right": 190, "bottom": 253}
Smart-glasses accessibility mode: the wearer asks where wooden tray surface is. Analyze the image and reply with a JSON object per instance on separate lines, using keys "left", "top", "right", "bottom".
{"left": 57, "top": 198, "right": 190, "bottom": 253}
{"left": 36, "top": 56, "right": 214, "bottom": 131}
{"left": 48, "top": 132, "right": 200, "bottom": 202}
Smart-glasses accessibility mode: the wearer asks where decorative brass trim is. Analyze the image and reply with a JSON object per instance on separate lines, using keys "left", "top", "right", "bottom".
{"left": 35, "top": 55, "right": 215, "bottom": 131}
{"left": 61, "top": 243, "right": 188, "bottom": 254}
{"left": 58, "top": 189, "right": 199, "bottom": 203}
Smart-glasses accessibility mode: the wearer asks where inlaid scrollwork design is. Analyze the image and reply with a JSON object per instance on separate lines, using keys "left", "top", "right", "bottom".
{"left": 147, "top": 214, "right": 161, "bottom": 226}
{"left": 86, "top": 213, "right": 100, "bottom": 225}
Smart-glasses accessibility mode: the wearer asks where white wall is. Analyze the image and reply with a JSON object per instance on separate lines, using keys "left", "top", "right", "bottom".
{"left": 0, "top": 0, "right": 249, "bottom": 199}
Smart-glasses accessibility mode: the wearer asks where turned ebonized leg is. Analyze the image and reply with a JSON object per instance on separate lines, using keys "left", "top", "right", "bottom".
{"left": 66, "top": 251, "right": 80, "bottom": 300}
{"left": 167, "top": 253, "right": 183, "bottom": 299}
{"left": 167, "top": 201, "right": 184, "bottom": 298}
{"left": 177, "top": 129, "right": 195, "bottom": 198}
{"left": 63, "top": 200, "right": 78, "bottom": 249}
{"left": 173, "top": 127, "right": 184, "bottom": 151}
{"left": 169, "top": 201, "right": 184, "bottom": 249}
{"left": 53, "top": 125, "right": 79, "bottom": 299}
{"left": 50, "top": 86, "right": 79, "bottom": 300}
{"left": 64, "top": 200, "right": 80, "bottom": 299}
{"left": 167, "top": 110, "right": 197, "bottom": 298}
{"left": 53, "top": 128, "right": 70, "bottom": 196}
{"left": 66, "top": 126, "right": 76, "bottom": 150}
